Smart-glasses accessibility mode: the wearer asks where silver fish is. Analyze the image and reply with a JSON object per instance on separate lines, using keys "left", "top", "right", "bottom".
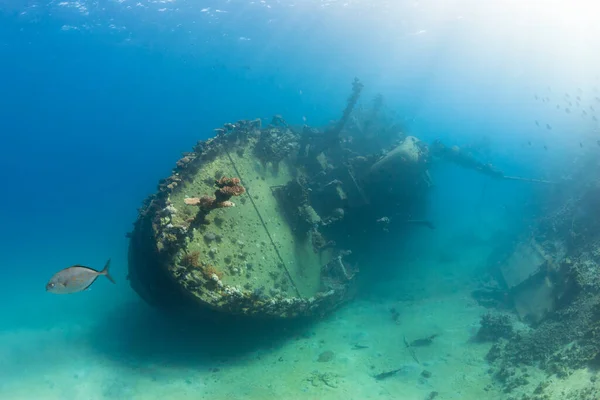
{"left": 46, "top": 259, "right": 115, "bottom": 294}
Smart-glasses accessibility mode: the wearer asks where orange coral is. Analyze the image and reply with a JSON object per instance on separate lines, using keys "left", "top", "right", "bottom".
{"left": 218, "top": 185, "right": 246, "bottom": 197}
{"left": 184, "top": 196, "right": 218, "bottom": 209}
{"left": 215, "top": 176, "right": 246, "bottom": 202}
{"left": 184, "top": 198, "right": 201, "bottom": 206}
{"left": 181, "top": 251, "right": 200, "bottom": 268}
{"left": 216, "top": 177, "right": 241, "bottom": 187}
{"left": 199, "top": 196, "right": 216, "bottom": 208}
{"left": 185, "top": 176, "right": 245, "bottom": 225}
{"left": 202, "top": 264, "right": 223, "bottom": 279}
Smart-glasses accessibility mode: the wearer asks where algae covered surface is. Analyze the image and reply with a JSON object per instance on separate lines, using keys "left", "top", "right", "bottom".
{"left": 168, "top": 137, "right": 323, "bottom": 300}
{"left": 127, "top": 123, "right": 347, "bottom": 319}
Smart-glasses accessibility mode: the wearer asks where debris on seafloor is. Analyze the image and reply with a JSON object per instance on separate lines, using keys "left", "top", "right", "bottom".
{"left": 420, "top": 370, "right": 432, "bottom": 378}
{"left": 373, "top": 367, "right": 405, "bottom": 381}
{"left": 425, "top": 391, "right": 439, "bottom": 400}
{"left": 470, "top": 137, "right": 600, "bottom": 394}
{"left": 389, "top": 307, "right": 400, "bottom": 323}
{"left": 305, "top": 371, "right": 340, "bottom": 388}
{"left": 476, "top": 312, "right": 514, "bottom": 342}
{"left": 403, "top": 336, "right": 420, "bottom": 364}
{"left": 407, "top": 334, "right": 439, "bottom": 347}
{"left": 317, "top": 350, "right": 335, "bottom": 362}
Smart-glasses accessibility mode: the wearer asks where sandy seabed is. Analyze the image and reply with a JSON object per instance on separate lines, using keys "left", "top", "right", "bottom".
{"left": 0, "top": 266, "right": 594, "bottom": 400}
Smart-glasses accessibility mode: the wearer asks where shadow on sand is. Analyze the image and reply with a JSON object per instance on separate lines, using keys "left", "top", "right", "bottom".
{"left": 87, "top": 299, "right": 319, "bottom": 369}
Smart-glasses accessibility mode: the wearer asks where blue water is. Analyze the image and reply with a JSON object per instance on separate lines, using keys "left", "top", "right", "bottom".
{"left": 1, "top": 1, "right": 599, "bottom": 399}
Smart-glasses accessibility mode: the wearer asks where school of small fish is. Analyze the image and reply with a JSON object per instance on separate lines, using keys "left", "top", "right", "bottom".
{"left": 530, "top": 82, "right": 600, "bottom": 150}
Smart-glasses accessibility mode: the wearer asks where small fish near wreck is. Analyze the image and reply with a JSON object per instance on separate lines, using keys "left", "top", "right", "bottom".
{"left": 46, "top": 259, "right": 115, "bottom": 294}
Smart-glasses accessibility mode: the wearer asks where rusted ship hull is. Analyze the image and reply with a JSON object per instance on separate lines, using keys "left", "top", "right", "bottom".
{"left": 127, "top": 119, "right": 356, "bottom": 319}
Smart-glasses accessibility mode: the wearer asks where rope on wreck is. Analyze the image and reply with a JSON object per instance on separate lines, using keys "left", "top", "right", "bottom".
{"left": 225, "top": 150, "right": 302, "bottom": 298}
